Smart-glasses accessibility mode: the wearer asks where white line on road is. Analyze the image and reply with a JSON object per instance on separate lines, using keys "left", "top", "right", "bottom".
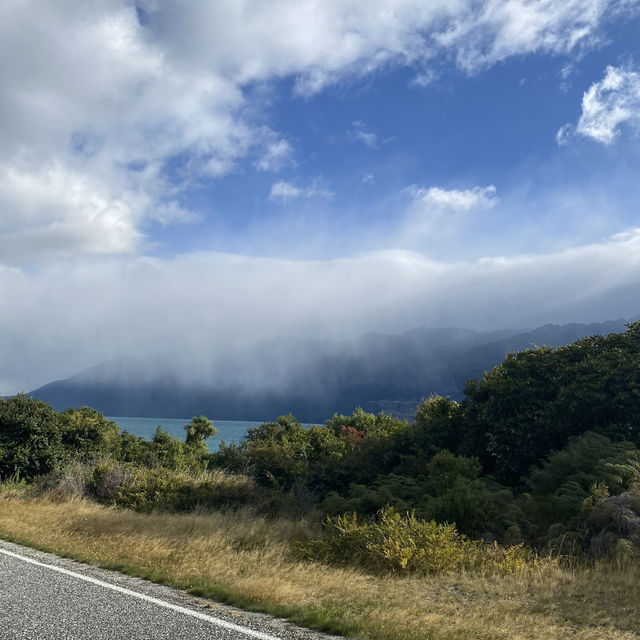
{"left": 0, "top": 546, "right": 280, "bottom": 640}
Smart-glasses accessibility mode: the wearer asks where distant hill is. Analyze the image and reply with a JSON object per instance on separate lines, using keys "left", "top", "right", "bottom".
{"left": 30, "top": 319, "right": 631, "bottom": 422}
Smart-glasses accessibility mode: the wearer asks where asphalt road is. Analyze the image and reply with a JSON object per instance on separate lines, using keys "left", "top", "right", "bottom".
{"left": 0, "top": 539, "right": 340, "bottom": 640}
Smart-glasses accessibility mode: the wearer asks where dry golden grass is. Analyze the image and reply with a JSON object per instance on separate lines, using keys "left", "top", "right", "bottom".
{"left": 1, "top": 491, "right": 639, "bottom": 640}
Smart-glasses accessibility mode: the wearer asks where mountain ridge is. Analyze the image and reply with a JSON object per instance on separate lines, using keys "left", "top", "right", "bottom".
{"left": 29, "top": 318, "right": 632, "bottom": 422}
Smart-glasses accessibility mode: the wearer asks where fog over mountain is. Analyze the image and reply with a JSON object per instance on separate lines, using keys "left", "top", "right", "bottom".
{"left": 3, "top": 232, "right": 640, "bottom": 398}
{"left": 30, "top": 318, "right": 632, "bottom": 422}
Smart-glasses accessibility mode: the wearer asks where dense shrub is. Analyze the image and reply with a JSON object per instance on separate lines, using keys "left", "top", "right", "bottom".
{"left": 581, "top": 487, "right": 640, "bottom": 560}
{"left": 0, "top": 396, "right": 118, "bottom": 480}
{"left": 523, "top": 432, "right": 640, "bottom": 544}
{"left": 86, "top": 461, "right": 257, "bottom": 512}
{"left": 58, "top": 407, "right": 120, "bottom": 459}
{"left": 213, "top": 410, "right": 408, "bottom": 495}
{"left": 0, "top": 395, "right": 62, "bottom": 479}
{"left": 214, "top": 415, "right": 318, "bottom": 489}
{"left": 321, "top": 450, "right": 520, "bottom": 538}
{"left": 298, "top": 507, "right": 539, "bottom": 575}
{"left": 456, "top": 323, "right": 640, "bottom": 482}
{"left": 321, "top": 474, "right": 425, "bottom": 518}
{"left": 324, "top": 407, "right": 408, "bottom": 440}
{"left": 111, "top": 427, "right": 204, "bottom": 470}
{"left": 410, "top": 395, "right": 463, "bottom": 457}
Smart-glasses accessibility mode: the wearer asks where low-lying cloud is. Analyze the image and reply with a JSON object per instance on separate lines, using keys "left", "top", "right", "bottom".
{"left": 1, "top": 229, "right": 639, "bottom": 394}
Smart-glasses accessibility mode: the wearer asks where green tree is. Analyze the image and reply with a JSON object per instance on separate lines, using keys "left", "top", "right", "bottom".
{"left": 456, "top": 323, "right": 640, "bottom": 482}
{"left": 184, "top": 415, "right": 217, "bottom": 453}
{"left": 0, "top": 398, "right": 120, "bottom": 479}
{"left": 0, "top": 395, "right": 62, "bottom": 479}
{"left": 58, "top": 407, "right": 120, "bottom": 459}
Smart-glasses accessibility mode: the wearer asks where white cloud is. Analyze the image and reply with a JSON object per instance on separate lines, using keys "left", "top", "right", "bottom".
{"left": 558, "top": 62, "right": 578, "bottom": 91}
{"left": 0, "top": 0, "right": 634, "bottom": 263}
{"left": 400, "top": 185, "right": 499, "bottom": 247}
{"left": 2, "top": 229, "right": 640, "bottom": 392}
{"left": 408, "top": 184, "right": 499, "bottom": 212}
{"left": 0, "top": 162, "right": 141, "bottom": 261}
{"left": 577, "top": 65, "right": 640, "bottom": 143}
{"left": 558, "top": 65, "right": 640, "bottom": 145}
{"left": 350, "top": 121, "right": 378, "bottom": 148}
{"left": 555, "top": 123, "right": 574, "bottom": 145}
{"left": 354, "top": 131, "right": 378, "bottom": 148}
{"left": 269, "top": 179, "right": 334, "bottom": 202}
{"left": 560, "top": 63, "right": 576, "bottom": 81}
{"left": 433, "top": 0, "right": 637, "bottom": 73}
{"left": 411, "top": 70, "right": 439, "bottom": 87}
{"left": 256, "top": 138, "right": 294, "bottom": 171}
{"left": 269, "top": 181, "right": 303, "bottom": 201}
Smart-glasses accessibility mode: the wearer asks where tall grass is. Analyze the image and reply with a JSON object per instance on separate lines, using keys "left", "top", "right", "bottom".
{"left": 2, "top": 489, "right": 639, "bottom": 640}
{"left": 34, "top": 460, "right": 259, "bottom": 512}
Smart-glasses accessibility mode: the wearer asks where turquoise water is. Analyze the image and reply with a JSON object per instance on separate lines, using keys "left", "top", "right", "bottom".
{"left": 106, "top": 416, "right": 264, "bottom": 451}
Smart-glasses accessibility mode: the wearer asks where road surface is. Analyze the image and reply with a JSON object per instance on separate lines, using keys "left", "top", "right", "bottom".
{"left": 0, "top": 539, "right": 339, "bottom": 640}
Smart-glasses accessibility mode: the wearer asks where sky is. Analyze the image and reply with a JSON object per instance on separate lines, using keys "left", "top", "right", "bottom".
{"left": 1, "top": 0, "right": 640, "bottom": 393}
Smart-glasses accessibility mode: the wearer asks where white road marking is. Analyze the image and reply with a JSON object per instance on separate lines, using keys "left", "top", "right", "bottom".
{"left": 0, "top": 546, "right": 280, "bottom": 640}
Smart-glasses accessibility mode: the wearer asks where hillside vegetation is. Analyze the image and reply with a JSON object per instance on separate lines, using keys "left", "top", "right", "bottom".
{"left": 2, "top": 322, "right": 640, "bottom": 638}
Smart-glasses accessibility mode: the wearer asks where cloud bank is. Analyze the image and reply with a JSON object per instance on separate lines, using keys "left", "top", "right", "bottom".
{"left": 2, "top": 229, "right": 639, "bottom": 394}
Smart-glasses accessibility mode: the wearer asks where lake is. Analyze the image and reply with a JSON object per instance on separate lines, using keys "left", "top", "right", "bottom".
{"left": 106, "top": 416, "right": 265, "bottom": 451}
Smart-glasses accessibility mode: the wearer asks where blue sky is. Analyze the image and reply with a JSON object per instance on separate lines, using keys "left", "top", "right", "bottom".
{"left": 145, "top": 9, "right": 640, "bottom": 261}
{"left": 1, "top": 1, "right": 640, "bottom": 391}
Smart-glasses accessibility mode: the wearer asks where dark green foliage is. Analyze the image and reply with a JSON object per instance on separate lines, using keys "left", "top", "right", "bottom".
{"left": 412, "top": 395, "right": 463, "bottom": 456}
{"left": 150, "top": 426, "right": 191, "bottom": 469}
{"left": 213, "top": 410, "right": 408, "bottom": 493}
{"left": 455, "top": 323, "right": 640, "bottom": 482}
{"left": 0, "top": 395, "right": 65, "bottom": 479}
{"left": 320, "top": 450, "right": 519, "bottom": 538}
{"left": 58, "top": 407, "right": 120, "bottom": 458}
{"left": 1, "top": 396, "right": 215, "bottom": 481}
{"left": 419, "top": 451, "right": 519, "bottom": 537}
{"left": 523, "top": 432, "right": 640, "bottom": 545}
{"left": 324, "top": 407, "right": 408, "bottom": 440}
{"left": 214, "top": 415, "right": 320, "bottom": 489}
{"left": 321, "top": 474, "right": 425, "bottom": 517}
{"left": 0, "top": 396, "right": 118, "bottom": 480}
{"left": 581, "top": 488, "right": 640, "bottom": 559}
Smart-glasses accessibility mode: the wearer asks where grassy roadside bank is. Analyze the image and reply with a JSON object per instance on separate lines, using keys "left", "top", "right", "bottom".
{"left": 1, "top": 490, "right": 639, "bottom": 640}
